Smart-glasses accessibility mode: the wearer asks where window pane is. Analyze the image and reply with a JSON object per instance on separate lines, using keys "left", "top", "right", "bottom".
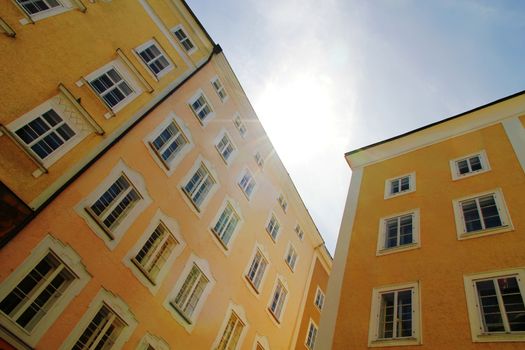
{"left": 479, "top": 195, "right": 502, "bottom": 229}
{"left": 498, "top": 277, "right": 525, "bottom": 332}
{"left": 461, "top": 199, "right": 482, "bottom": 232}
{"left": 476, "top": 280, "right": 505, "bottom": 332}
{"left": 379, "top": 292, "right": 394, "bottom": 339}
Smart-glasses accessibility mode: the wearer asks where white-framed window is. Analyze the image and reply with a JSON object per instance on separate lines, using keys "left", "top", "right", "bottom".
{"left": 238, "top": 168, "right": 256, "bottom": 199}
{"left": 305, "top": 319, "right": 318, "bottom": 350}
{"left": 182, "top": 162, "right": 216, "bottom": 211}
{"left": 268, "top": 278, "right": 288, "bottom": 323}
{"left": 189, "top": 91, "right": 214, "bottom": 124}
{"left": 215, "top": 131, "right": 236, "bottom": 164}
{"left": 233, "top": 114, "right": 247, "bottom": 137}
{"left": 0, "top": 235, "right": 90, "bottom": 347}
{"left": 464, "top": 268, "right": 525, "bottom": 342}
{"left": 212, "top": 201, "right": 241, "bottom": 249}
{"left": 15, "top": 0, "right": 79, "bottom": 22}
{"left": 61, "top": 289, "right": 137, "bottom": 350}
{"left": 211, "top": 77, "right": 228, "bottom": 102}
{"left": 254, "top": 152, "right": 264, "bottom": 168}
{"left": 172, "top": 264, "right": 208, "bottom": 322}
{"left": 253, "top": 335, "right": 270, "bottom": 350}
{"left": 452, "top": 188, "right": 512, "bottom": 240}
{"left": 377, "top": 209, "right": 420, "bottom": 255}
{"left": 88, "top": 66, "right": 135, "bottom": 111}
{"left": 384, "top": 172, "right": 415, "bottom": 199}
{"left": 284, "top": 243, "right": 298, "bottom": 271}
{"left": 245, "top": 248, "right": 268, "bottom": 293}
{"left": 368, "top": 282, "right": 420, "bottom": 347}
{"left": 294, "top": 224, "right": 304, "bottom": 240}
{"left": 266, "top": 213, "right": 280, "bottom": 241}
{"left": 135, "top": 39, "right": 174, "bottom": 79}
{"left": 314, "top": 286, "right": 325, "bottom": 311}
{"left": 214, "top": 306, "right": 247, "bottom": 350}
{"left": 172, "top": 25, "right": 196, "bottom": 54}
{"left": 137, "top": 333, "right": 170, "bottom": 350}
{"left": 278, "top": 193, "right": 288, "bottom": 213}
{"left": 450, "top": 150, "right": 490, "bottom": 180}
{"left": 148, "top": 117, "right": 189, "bottom": 170}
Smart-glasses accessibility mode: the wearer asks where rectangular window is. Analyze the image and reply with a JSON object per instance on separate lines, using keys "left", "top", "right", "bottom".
{"left": 0, "top": 253, "right": 75, "bottom": 332}
{"left": 233, "top": 115, "right": 247, "bottom": 137}
{"left": 17, "top": 0, "right": 61, "bottom": 15}
{"left": 246, "top": 250, "right": 268, "bottom": 291}
{"left": 315, "top": 287, "right": 325, "bottom": 310}
{"left": 14, "top": 109, "right": 76, "bottom": 161}
{"left": 89, "top": 67, "right": 134, "bottom": 109}
{"left": 383, "top": 214, "right": 414, "bottom": 249}
{"left": 190, "top": 93, "right": 213, "bottom": 122}
{"left": 278, "top": 193, "right": 288, "bottom": 213}
{"left": 384, "top": 173, "right": 415, "bottom": 199}
{"left": 269, "top": 280, "right": 287, "bottom": 321}
{"left": 451, "top": 151, "right": 489, "bottom": 180}
{"left": 150, "top": 121, "right": 188, "bottom": 167}
{"left": 212, "top": 203, "right": 240, "bottom": 248}
{"left": 254, "top": 152, "right": 264, "bottom": 168}
{"left": 136, "top": 41, "right": 173, "bottom": 78}
{"left": 217, "top": 312, "right": 244, "bottom": 350}
{"left": 172, "top": 26, "right": 195, "bottom": 53}
{"left": 305, "top": 320, "right": 318, "bottom": 350}
{"left": 183, "top": 164, "right": 215, "bottom": 209}
{"left": 460, "top": 194, "right": 502, "bottom": 233}
{"left": 238, "top": 169, "right": 256, "bottom": 198}
{"left": 294, "top": 224, "right": 304, "bottom": 240}
{"left": 132, "top": 223, "right": 177, "bottom": 283}
{"left": 211, "top": 78, "right": 228, "bottom": 101}
{"left": 87, "top": 174, "right": 141, "bottom": 235}
{"left": 266, "top": 214, "right": 280, "bottom": 241}
{"left": 172, "top": 264, "right": 209, "bottom": 322}
{"left": 216, "top": 133, "right": 235, "bottom": 162}
{"left": 72, "top": 304, "right": 125, "bottom": 350}
{"left": 285, "top": 245, "right": 298, "bottom": 271}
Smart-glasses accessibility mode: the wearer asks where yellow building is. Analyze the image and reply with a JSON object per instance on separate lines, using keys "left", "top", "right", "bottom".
{"left": 0, "top": 1, "right": 332, "bottom": 349}
{"left": 317, "top": 91, "right": 525, "bottom": 349}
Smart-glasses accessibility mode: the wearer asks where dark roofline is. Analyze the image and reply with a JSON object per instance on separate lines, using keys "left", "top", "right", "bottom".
{"left": 345, "top": 89, "right": 525, "bottom": 156}
{"left": 180, "top": 0, "right": 216, "bottom": 46}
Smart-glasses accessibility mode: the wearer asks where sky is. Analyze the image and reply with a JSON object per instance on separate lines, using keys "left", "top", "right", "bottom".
{"left": 187, "top": 0, "right": 525, "bottom": 255}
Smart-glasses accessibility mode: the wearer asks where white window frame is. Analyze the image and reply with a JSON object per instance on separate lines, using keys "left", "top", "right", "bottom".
{"left": 377, "top": 209, "right": 420, "bottom": 255}
{"left": 214, "top": 130, "right": 237, "bottom": 165}
{"left": 60, "top": 288, "right": 138, "bottom": 350}
{"left": 211, "top": 76, "right": 228, "bottom": 102}
{"left": 384, "top": 172, "right": 416, "bottom": 199}
{"left": 314, "top": 286, "right": 325, "bottom": 311}
{"left": 294, "top": 224, "right": 304, "bottom": 240}
{"left": 164, "top": 254, "right": 215, "bottom": 332}
{"left": 144, "top": 113, "right": 193, "bottom": 175}
{"left": 278, "top": 193, "right": 288, "bottom": 213}
{"left": 171, "top": 24, "right": 197, "bottom": 55}
{"left": 464, "top": 268, "right": 525, "bottom": 343}
{"left": 188, "top": 89, "right": 215, "bottom": 126}
{"left": 136, "top": 333, "right": 170, "bottom": 350}
{"left": 124, "top": 209, "right": 186, "bottom": 294}
{"left": 233, "top": 113, "right": 247, "bottom": 138}
{"left": 212, "top": 303, "right": 249, "bottom": 350}
{"left": 134, "top": 39, "right": 174, "bottom": 80}
{"left": 0, "top": 235, "right": 90, "bottom": 348}
{"left": 75, "top": 160, "right": 152, "bottom": 250}
{"left": 244, "top": 243, "right": 270, "bottom": 296}
{"left": 450, "top": 150, "right": 491, "bottom": 180}
{"left": 267, "top": 276, "right": 289, "bottom": 325}
{"left": 238, "top": 168, "right": 257, "bottom": 199}
{"left": 252, "top": 335, "right": 270, "bottom": 350}
{"left": 368, "top": 281, "right": 421, "bottom": 347}
{"left": 210, "top": 198, "right": 243, "bottom": 253}
{"left": 284, "top": 242, "right": 298, "bottom": 272}
{"left": 266, "top": 212, "right": 281, "bottom": 242}
{"left": 179, "top": 157, "right": 219, "bottom": 215}
{"left": 15, "top": 0, "right": 78, "bottom": 23}
{"left": 254, "top": 152, "right": 264, "bottom": 168}
{"left": 452, "top": 188, "right": 513, "bottom": 240}
{"left": 305, "top": 319, "right": 318, "bottom": 350}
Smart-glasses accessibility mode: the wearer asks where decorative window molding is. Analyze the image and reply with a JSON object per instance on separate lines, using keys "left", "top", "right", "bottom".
{"left": 188, "top": 90, "right": 214, "bottom": 125}
{"left": 368, "top": 281, "right": 421, "bottom": 347}
{"left": 450, "top": 150, "right": 491, "bottom": 180}
{"left": 212, "top": 302, "right": 249, "bottom": 350}
{"left": 377, "top": 209, "right": 420, "bottom": 255}
{"left": 252, "top": 335, "right": 270, "bottom": 350}
{"left": 384, "top": 172, "right": 416, "bottom": 199}
{"left": 60, "top": 289, "right": 138, "bottom": 350}
{"left": 15, "top": 0, "right": 81, "bottom": 23}
{"left": 305, "top": 319, "right": 318, "bottom": 350}
{"left": 180, "top": 156, "right": 219, "bottom": 214}
{"left": 254, "top": 152, "right": 264, "bottom": 168}
{"left": 278, "top": 193, "right": 288, "bottom": 213}
{"left": 314, "top": 286, "right": 325, "bottom": 311}
{"left": 284, "top": 242, "right": 298, "bottom": 272}
{"left": 75, "top": 160, "right": 152, "bottom": 250}
{"left": 210, "top": 198, "right": 243, "bottom": 252}
{"left": 266, "top": 213, "right": 280, "bottom": 242}
{"left": 238, "top": 168, "right": 256, "bottom": 199}
{"left": 164, "top": 254, "right": 215, "bottom": 332}
{"left": 452, "top": 188, "right": 512, "bottom": 240}
{"left": 171, "top": 24, "right": 196, "bottom": 55}
{"left": 7, "top": 95, "right": 90, "bottom": 168}
{"left": 463, "top": 268, "right": 525, "bottom": 342}
{"left": 244, "top": 243, "right": 269, "bottom": 295}
{"left": 267, "top": 276, "right": 289, "bottom": 324}
{"left": 214, "top": 130, "right": 237, "bottom": 165}
{"left": 233, "top": 114, "right": 247, "bottom": 137}
{"left": 211, "top": 76, "right": 228, "bottom": 102}
{"left": 294, "top": 224, "right": 304, "bottom": 240}
{"left": 134, "top": 39, "right": 174, "bottom": 80}
{"left": 124, "top": 209, "right": 185, "bottom": 294}
{"left": 144, "top": 113, "right": 193, "bottom": 174}
{"left": 0, "top": 234, "right": 90, "bottom": 348}
{"left": 136, "top": 333, "right": 170, "bottom": 350}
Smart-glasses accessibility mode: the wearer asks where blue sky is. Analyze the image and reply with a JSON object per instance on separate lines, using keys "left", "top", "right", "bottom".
{"left": 187, "top": 0, "right": 525, "bottom": 254}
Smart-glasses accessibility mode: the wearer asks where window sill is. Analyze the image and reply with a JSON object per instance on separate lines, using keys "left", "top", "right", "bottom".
{"left": 265, "top": 228, "right": 278, "bottom": 243}
{"left": 210, "top": 228, "right": 230, "bottom": 251}
{"left": 285, "top": 262, "right": 295, "bottom": 273}
{"left": 84, "top": 207, "right": 115, "bottom": 240}
{"left": 369, "top": 337, "right": 420, "bottom": 347}
{"left": 457, "top": 225, "right": 513, "bottom": 241}
{"left": 474, "top": 332, "right": 525, "bottom": 342}
{"left": 384, "top": 189, "right": 415, "bottom": 200}
{"left": 267, "top": 308, "right": 281, "bottom": 325}
{"left": 130, "top": 258, "right": 157, "bottom": 286}
{"left": 451, "top": 168, "right": 490, "bottom": 181}
{"left": 181, "top": 188, "right": 202, "bottom": 213}
{"left": 169, "top": 302, "right": 193, "bottom": 325}
{"left": 376, "top": 242, "right": 420, "bottom": 256}
{"left": 244, "top": 275, "right": 261, "bottom": 295}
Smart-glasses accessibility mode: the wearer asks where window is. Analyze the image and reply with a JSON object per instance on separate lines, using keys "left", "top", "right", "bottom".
{"left": 464, "top": 269, "right": 525, "bottom": 342}
{"left": 285, "top": 244, "right": 298, "bottom": 271}
{"left": 384, "top": 173, "right": 415, "bottom": 199}
{"left": 216, "top": 311, "right": 245, "bottom": 350}
{"left": 136, "top": 40, "right": 173, "bottom": 78}
{"left": 278, "top": 193, "right": 288, "bottom": 213}
{"left": 254, "top": 152, "right": 264, "bottom": 168}
{"left": 86, "top": 174, "right": 142, "bottom": 237}
{"left": 294, "top": 224, "right": 304, "bottom": 240}
{"left": 216, "top": 132, "right": 236, "bottom": 163}
{"left": 453, "top": 189, "right": 511, "bottom": 239}
{"left": 172, "top": 25, "right": 196, "bottom": 53}
{"left": 211, "top": 77, "right": 228, "bottom": 102}
{"left": 305, "top": 320, "right": 318, "bottom": 350}
{"left": 450, "top": 150, "right": 490, "bottom": 180}
{"left": 72, "top": 304, "right": 125, "bottom": 350}
{"left": 266, "top": 214, "right": 280, "bottom": 241}
{"left": 89, "top": 67, "right": 134, "bottom": 109}
{"left": 183, "top": 163, "right": 216, "bottom": 210}
{"left": 377, "top": 210, "right": 419, "bottom": 254}
{"left": 314, "top": 287, "right": 325, "bottom": 310}
{"left": 132, "top": 222, "right": 178, "bottom": 284}
{"left": 268, "top": 279, "right": 287, "bottom": 322}
{"left": 212, "top": 202, "right": 240, "bottom": 248}
{"left": 246, "top": 250, "right": 268, "bottom": 292}
{"left": 189, "top": 93, "right": 213, "bottom": 123}
{"left": 238, "top": 169, "right": 256, "bottom": 198}
{"left": 368, "top": 282, "right": 420, "bottom": 347}
{"left": 171, "top": 264, "right": 209, "bottom": 323}
{"left": 149, "top": 120, "right": 188, "bottom": 168}
{"left": 16, "top": 0, "right": 61, "bottom": 15}
{"left": 233, "top": 114, "right": 247, "bottom": 137}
